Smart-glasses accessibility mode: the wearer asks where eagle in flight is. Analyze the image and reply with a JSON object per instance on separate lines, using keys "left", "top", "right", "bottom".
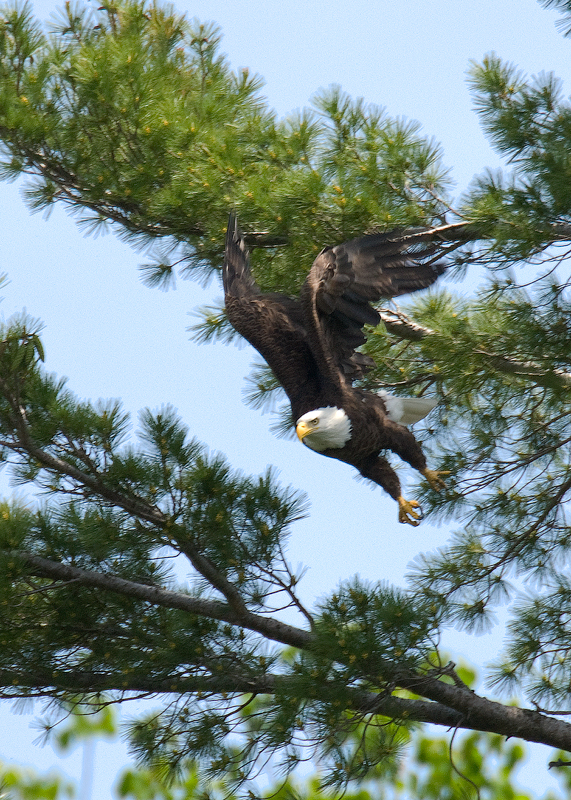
{"left": 223, "top": 214, "right": 448, "bottom": 525}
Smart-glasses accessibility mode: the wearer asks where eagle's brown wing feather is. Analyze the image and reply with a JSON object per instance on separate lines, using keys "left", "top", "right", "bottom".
{"left": 223, "top": 215, "right": 322, "bottom": 414}
{"left": 302, "top": 229, "right": 446, "bottom": 385}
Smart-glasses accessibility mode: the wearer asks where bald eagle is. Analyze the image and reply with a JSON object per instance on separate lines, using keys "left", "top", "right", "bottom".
{"left": 223, "top": 215, "right": 448, "bottom": 525}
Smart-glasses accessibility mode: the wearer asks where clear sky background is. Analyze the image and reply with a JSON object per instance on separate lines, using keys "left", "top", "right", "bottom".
{"left": 1, "top": 0, "right": 570, "bottom": 796}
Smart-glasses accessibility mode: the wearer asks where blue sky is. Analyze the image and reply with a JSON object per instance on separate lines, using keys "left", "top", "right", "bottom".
{"left": 1, "top": 0, "right": 570, "bottom": 796}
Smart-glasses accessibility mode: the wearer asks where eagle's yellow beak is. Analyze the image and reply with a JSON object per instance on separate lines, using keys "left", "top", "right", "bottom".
{"left": 296, "top": 420, "right": 316, "bottom": 442}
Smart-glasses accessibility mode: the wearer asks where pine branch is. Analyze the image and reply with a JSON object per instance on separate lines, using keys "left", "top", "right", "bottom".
{"left": 0, "top": 664, "right": 484, "bottom": 734}
{"left": 369, "top": 219, "right": 571, "bottom": 246}
{"left": 378, "top": 309, "right": 571, "bottom": 388}
{"left": 473, "top": 349, "right": 571, "bottom": 388}
{"left": 0, "top": 667, "right": 273, "bottom": 697}
{"left": 13, "top": 551, "right": 311, "bottom": 649}
{"left": 10, "top": 549, "right": 571, "bottom": 753}
{"left": 11, "top": 141, "right": 205, "bottom": 240}
{"left": 392, "top": 670, "right": 571, "bottom": 752}
{"left": 378, "top": 309, "right": 433, "bottom": 341}
{"left": 0, "top": 662, "right": 498, "bottom": 737}
{"left": 0, "top": 394, "right": 250, "bottom": 614}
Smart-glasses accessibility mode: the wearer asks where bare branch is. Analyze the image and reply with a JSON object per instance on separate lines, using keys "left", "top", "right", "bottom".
{"left": 378, "top": 309, "right": 434, "bottom": 341}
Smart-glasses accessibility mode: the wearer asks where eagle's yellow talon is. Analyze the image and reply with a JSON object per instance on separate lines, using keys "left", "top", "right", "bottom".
{"left": 398, "top": 496, "right": 422, "bottom": 526}
{"left": 422, "top": 468, "right": 449, "bottom": 492}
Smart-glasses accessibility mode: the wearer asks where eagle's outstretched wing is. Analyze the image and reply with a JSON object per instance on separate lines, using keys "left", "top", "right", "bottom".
{"left": 223, "top": 214, "right": 322, "bottom": 411}
{"left": 301, "top": 229, "right": 447, "bottom": 384}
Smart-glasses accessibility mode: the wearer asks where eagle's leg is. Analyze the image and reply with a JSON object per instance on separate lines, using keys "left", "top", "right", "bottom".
{"left": 358, "top": 455, "right": 422, "bottom": 526}
{"left": 381, "top": 418, "right": 449, "bottom": 493}
{"left": 421, "top": 468, "right": 450, "bottom": 491}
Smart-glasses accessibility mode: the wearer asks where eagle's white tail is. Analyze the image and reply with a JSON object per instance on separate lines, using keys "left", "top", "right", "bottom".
{"left": 378, "top": 391, "right": 438, "bottom": 426}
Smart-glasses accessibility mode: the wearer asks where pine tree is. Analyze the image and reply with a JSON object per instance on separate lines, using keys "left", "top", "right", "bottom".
{"left": 1, "top": 0, "right": 571, "bottom": 795}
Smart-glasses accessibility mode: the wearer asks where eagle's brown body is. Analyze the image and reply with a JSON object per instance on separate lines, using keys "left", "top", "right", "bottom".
{"left": 223, "top": 215, "right": 447, "bottom": 524}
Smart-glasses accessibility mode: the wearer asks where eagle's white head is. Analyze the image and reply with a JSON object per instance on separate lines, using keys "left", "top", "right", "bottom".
{"left": 295, "top": 407, "right": 352, "bottom": 452}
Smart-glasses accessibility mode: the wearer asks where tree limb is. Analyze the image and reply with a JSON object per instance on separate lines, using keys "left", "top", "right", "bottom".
{"left": 0, "top": 385, "right": 251, "bottom": 615}
{"left": 0, "top": 665, "right": 488, "bottom": 734}
{"left": 10, "top": 549, "right": 571, "bottom": 753}
{"left": 378, "top": 309, "right": 571, "bottom": 389}
{"left": 12, "top": 550, "right": 311, "bottom": 649}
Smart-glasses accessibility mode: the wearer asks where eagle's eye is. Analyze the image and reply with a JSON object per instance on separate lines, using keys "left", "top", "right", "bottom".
{"left": 311, "top": 418, "right": 319, "bottom": 425}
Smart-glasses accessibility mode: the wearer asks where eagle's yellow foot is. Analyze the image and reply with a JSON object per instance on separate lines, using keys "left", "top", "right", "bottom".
{"left": 398, "top": 496, "right": 422, "bottom": 526}
{"left": 421, "top": 468, "right": 450, "bottom": 492}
